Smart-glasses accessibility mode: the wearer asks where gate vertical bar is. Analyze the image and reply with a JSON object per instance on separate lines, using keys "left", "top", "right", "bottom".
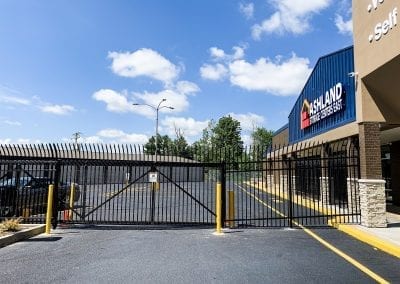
{"left": 220, "top": 162, "right": 226, "bottom": 226}
{"left": 81, "top": 165, "right": 88, "bottom": 222}
{"left": 287, "top": 156, "right": 293, "bottom": 228}
{"left": 52, "top": 160, "right": 61, "bottom": 229}
{"left": 150, "top": 164, "right": 156, "bottom": 224}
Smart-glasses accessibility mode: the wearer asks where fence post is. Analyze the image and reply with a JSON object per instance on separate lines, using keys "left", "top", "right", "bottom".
{"left": 215, "top": 182, "right": 222, "bottom": 234}
{"left": 221, "top": 162, "right": 226, "bottom": 225}
{"left": 81, "top": 165, "right": 88, "bottom": 222}
{"left": 45, "top": 184, "right": 54, "bottom": 234}
{"left": 52, "top": 161, "right": 61, "bottom": 229}
{"left": 228, "top": 190, "right": 235, "bottom": 228}
{"left": 287, "top": 156, "right": 294, "bottom": 228}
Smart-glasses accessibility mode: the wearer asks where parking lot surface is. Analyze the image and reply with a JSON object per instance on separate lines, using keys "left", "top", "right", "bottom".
{"left": 1, "top": 226, "right": 399, "bottom": 283}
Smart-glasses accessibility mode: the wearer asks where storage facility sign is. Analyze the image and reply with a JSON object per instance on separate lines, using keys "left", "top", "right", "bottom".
{"left": 367, "top": 0, "right": 398, "bottom": 43}
{"left": 300, "top": 83, "right": 345, "bottom": 129}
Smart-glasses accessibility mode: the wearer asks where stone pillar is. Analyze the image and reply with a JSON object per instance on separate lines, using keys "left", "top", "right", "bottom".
{"left": 359, "top": 179, "right": 386, "bottom": 227}
{"left": 358, "top": 122, "right": 386, "bottom": 227}
{"left": 347, "top": 178, "right": 359, "bottom": 213}
{"left": 320, "top": 177, "right": 330, "bottom": 205}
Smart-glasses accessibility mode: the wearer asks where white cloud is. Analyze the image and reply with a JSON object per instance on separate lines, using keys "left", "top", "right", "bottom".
{"left": 40, "top": 104, "right": 76, "bottom": 115}
{"left": 232, "top": 46, "right": 245, "bottom": 60}
{"left": 200, "top": 63, "right": 229, "bottom": 81}
{"left": 251, "top": 0, "right": 331, "bottom": 39}
{"left": 228, "top": 113, "right": 265, "bottom": 131}
{"left": 3, "top": 120, "right": 22, "bottom": 126}
{"left": 242, "top": 134, "right": 253, "bottom": 146}
{"left": 108, "top": 48, "right": 180, "bottom": 85}
{"left": 175, "top": 81, "right": 200, "bottom": 95}
{"left": 201, "top": 46, "right": 311, "bottom": 96}
{"left": 0, "top": 138, "right": 12, "bottom": 144}
{"left": 161, "top": 116, "right": 209, "bottom": 138}
{"left": 335, "top": 0, "right": 352, "bottom": 35}
{"left": 0, "top": 95, "right": 30, "bottom": 105}
{"left": 133, "top": 89, "right": 189, "bottom": 114}
{"left": 210, "top": 47, "right": 226, "bottom": 60}
{"left": 208, "top": 46, "right": 245, "bottom": 62}
{"left": 82, "top": 136, "right": 104, "bottom": 144}
{"left": 0, "top": 138, "right": 41, "bottom": 144}
{"left": 229, "top": 53, "right": 311, "bottom": 96}
{"left": 93, "top": 89, "right": 135, "bottom": 113}
{"left": 97, "top": 128, "right": 148, "bottom": 144}
{"left": 94, "top": 83, "right": 199, "bottom": 118}
{"left": 335, "top": 14, "right": 352, "bottom": 35}
{"left": 239, "top": 3, "right": 254, "bottom": 19}
{"left": 200, "top": 46, "right": 246, "bottom": 81}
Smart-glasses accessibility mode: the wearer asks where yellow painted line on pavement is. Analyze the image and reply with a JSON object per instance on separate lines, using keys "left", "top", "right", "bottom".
{"left": 334, "top": 223, "right": 400, "bottom": 259}
{"left": 238, "top": 185, "right": 390, "bottom": 284}
{"left": 245, "top": 181, "right": 332, "bottom": 215}
{"left": 247, "top": 181, "right": 400, "bottom": 260}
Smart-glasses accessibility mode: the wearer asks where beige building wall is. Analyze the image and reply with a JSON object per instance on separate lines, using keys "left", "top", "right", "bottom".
{"left": 353, "top": 0, "right": 400, "bottom": 124}
{"left": 272, "top": 127, "right": 289, "bottom": 147}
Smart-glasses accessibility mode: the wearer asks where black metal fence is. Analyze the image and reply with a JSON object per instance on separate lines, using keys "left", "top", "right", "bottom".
{"left": 224, "top": 138, "right": 360, "bottom": 227}
{"left": 0, "top": 139, "right": 361, "bottom": 228}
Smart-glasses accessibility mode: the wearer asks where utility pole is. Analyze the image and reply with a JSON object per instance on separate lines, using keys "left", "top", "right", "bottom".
{"left": 72, "top": 132, "right": 82, "bottom": 151}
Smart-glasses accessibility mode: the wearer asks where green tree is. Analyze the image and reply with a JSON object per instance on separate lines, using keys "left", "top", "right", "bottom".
{"left": 172, "top": 132, "right": 192, "bottom": 159}
{"left": 144, "top": 134, "right": 173, "bottom": 155}
{"left": 211, "top": 116, "right": 243, "bottom": 163}
{"left": 251, "top": 127, "right": 273, "bottom": 148}
{"left": 192, "top": 120, "right": 215, "bottom": 162}
{"left": 250, "top": 127, "right": 274, "bottom": 168}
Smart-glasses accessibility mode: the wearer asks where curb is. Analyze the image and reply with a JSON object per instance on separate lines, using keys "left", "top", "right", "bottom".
{"left": 335, "top": 224, "right": 400, "bottom": 259}
{"left": 0, "top": 224, "right": 46, "bottom": 248}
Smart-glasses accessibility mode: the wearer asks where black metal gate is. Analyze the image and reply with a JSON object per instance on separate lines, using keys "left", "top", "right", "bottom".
{"left": 223, "top": 140, "right": 361, "bottom": 228}
{"left": 58, "top": 160, "right": 220, "bottom": 226}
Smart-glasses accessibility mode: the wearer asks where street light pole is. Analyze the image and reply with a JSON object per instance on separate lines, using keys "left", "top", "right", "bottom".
{"left": 133, "top": 98, "right": 173, "bottom": 225}
{"left": 133, "top": 98, "right": 174, "bottom": 161}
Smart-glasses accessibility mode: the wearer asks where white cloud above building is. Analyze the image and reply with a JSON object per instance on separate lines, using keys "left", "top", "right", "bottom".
{"left": 108, "top": 48, "right": 180, "bottom": 86}
{"left": 200, "top": 46, "right": 311, "bottom": 96}
{"left": 251, "top": 0, "right": 332, "bottom": 39}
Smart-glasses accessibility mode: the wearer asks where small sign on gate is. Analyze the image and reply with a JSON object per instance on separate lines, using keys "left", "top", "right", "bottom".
{"left": 149, "top": 172, "right": 158, "bottom": 183}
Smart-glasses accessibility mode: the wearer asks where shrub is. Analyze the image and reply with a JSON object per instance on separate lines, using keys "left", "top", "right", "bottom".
{"left": 0, "top": 217, "right": 23, "bottom": 232}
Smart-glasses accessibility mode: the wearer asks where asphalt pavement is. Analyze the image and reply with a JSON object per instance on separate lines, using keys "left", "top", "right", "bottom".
{"left": 1, "top": 226, "right": 399, "bottom": 283}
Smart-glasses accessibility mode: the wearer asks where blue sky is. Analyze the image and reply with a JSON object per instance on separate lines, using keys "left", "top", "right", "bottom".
{"left": 0, "top": 0, "right": 353, "bottom": 145}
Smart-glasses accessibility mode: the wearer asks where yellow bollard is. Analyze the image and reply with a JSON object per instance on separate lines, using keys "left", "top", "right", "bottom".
{"left": 215, "top": 182, "right": 222, "bottom": 234}
{"left": 45, "top": 184, "right": 54, "bottom": 234}
{"left": 68, "top": 183, "right": 75, "bottom": 221}
{"left": 228, "top": 190, "right": 235, "bottom": 228}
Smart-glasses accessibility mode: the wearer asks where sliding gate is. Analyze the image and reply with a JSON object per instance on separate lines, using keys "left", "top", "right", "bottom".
{"left": 223, "top": 141, "right": 361, "bottom": 228}
{"left": 59, "top": 160, "right": 220, "bottom": 226}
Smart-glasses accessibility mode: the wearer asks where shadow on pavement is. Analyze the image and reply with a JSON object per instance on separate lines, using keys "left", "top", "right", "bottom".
{"left": 23, "top": 236, "right": 62, "bottom": 242}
